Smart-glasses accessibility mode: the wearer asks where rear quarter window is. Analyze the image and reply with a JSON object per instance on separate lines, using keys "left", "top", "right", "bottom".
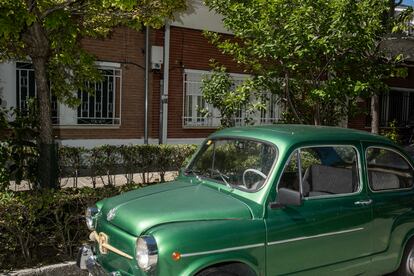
{"left": 366, "top": 147, "right": 414, "bottom": 191}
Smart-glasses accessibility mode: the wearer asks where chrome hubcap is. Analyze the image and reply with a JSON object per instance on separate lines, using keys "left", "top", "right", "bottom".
{"left": 408, "top": 250, "right": 414, "bottom": 274}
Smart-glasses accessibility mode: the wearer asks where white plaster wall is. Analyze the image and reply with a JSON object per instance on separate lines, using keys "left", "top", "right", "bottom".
{"left": 0, "top": 61, "right": 16, "bottom": 108}
{"left": 59, "top": 103, "right": 77, "bottom": 125}
{"left": 172, "top": 0, "right": 231, "bottom": 34}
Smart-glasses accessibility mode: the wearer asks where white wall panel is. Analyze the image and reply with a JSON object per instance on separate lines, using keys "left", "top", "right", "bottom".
{"left": 172, "top": 0, "right": 231, "bottom": 34}
{"left": 0, "top": 62, "right": 16, "bottom": 108}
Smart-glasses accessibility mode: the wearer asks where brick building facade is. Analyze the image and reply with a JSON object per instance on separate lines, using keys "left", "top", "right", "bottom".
{"left": 1, "top": 1, "right": 413, "bottom": 146}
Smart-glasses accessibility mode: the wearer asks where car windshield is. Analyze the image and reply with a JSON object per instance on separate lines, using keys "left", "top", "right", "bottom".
{"left": 186, "top": 138, "right": 277, "bottom": 192}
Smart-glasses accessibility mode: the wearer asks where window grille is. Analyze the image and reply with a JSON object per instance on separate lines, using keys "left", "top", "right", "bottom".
{"left": 376, "top": 88, "right": 414, "bottom": 127}
{"left": 77, "top": 69, "right": 121, "bottom": 125}
{"left": 183, "top": 69, "right": 283, "bottom": 128}
{"left": 16, "top": 62, "right": 59, "bottom": 124}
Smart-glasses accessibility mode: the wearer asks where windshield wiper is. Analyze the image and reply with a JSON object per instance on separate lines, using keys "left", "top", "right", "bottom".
{"left": 183, "top": 169, "right": 202, "bottom": 181}
{"left": 208, "top": 168, "right": 233, "bottom": 190}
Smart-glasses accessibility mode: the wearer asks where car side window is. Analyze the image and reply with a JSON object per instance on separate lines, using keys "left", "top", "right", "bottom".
{"left": 301, "top": 146, "right": 359, "bottom": 197}
{"left": 278, "top": 150, "right": 300, "bottom": 192}
{"left": 366, "top": 147, "right": 414, "bottom": 191}
{"left": 278, "top": 146, "right": 359, "bottom": 197}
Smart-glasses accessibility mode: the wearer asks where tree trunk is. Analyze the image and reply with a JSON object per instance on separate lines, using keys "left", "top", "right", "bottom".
{"left": 23, "top": 21, "right": 58, "bottom": 189}
{"left": 313, "top": 102, "right": 321, "bottom": 126}
{"left": 32, "top": 57, "right": 58, "bottom": 189}
{"left": 371, "top": 94, "right": 380, "bottom": 134}
{"left": 284, "top": 72, "right": 303, "bottom": 124}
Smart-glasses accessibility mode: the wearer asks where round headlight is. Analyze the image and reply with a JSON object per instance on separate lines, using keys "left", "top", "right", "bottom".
{"left": 85, "top": 206, "right": 99, "bottom": 231}
{"left": 136, "top": 236, "right": 158, "bottom": 272}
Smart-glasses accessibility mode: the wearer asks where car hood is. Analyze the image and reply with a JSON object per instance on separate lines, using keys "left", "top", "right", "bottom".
{"left": 98, "top": 181, "right": 252, "bottom": 236}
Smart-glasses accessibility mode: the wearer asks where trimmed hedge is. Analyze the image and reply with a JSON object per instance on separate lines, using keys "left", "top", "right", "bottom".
{"left": 0, "top": 184, "right": 142, "bottom": 271}
{"left": 0, "top": 143, "right": 198, "bottom": 271}
{"left": 1, "top": 143, "right": 197, "bottom": 190}
{"left": 58, "top": 144, "right": 197, "bottom": 187}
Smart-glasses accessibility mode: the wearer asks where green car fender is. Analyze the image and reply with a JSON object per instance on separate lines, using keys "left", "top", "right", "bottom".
{"left": 391, "top": 226, "right": 414, "bottom": 271}
{"left": 146, "top": 219, "right": 266, "bottom": 276}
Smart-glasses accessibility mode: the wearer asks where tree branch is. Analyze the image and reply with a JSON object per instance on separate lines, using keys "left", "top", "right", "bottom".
{"left": 42, "top": 0, "right": 84, "bottom": 18}
{"left": 394, "top": 0, "right": 403, "bottom": 7}
{"left": 27, "top": 0, "right": 36, "bottom": 12}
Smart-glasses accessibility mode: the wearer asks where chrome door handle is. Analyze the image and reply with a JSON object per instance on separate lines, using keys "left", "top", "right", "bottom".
{"left": 354, "top": 199, "right": 373, "bottom": 206}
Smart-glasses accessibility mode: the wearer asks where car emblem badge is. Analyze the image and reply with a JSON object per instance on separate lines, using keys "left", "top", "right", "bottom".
{"left": 107, "top": 207, "right": 117, "bottom": 221}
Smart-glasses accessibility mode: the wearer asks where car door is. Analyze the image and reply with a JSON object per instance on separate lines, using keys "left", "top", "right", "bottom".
{"left": 265, "top": 145, "right": 373, "bottom": 275}
{"left": 363, "top": 144, "right": 414, "bottom": 273}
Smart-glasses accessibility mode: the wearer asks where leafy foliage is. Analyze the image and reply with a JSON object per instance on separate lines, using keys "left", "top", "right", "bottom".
{"left": 204, "top": 0, "right": 405, "bottom": 126}
{"left": 0, "top": 142, "right": 197, "bottom": 270}
{"left": 0, "top": 0, "right": 185, "bottom": 108}
{"left": 0, "top": 0, "right": 186, "bottom": 188}
{"left": 201, "top": 63, "right": 263, "bottom": 127}
{"left": 0, "top": 103, "right": 39, "bottom": 191}
{"left": 58, "top": 144, "right": 198, "bottom": 187}
{"left": 0, "top": 185, "right": 140, "bottom": 270}
{"left": 381, "top": 119, "right": 401, "bottom": 144}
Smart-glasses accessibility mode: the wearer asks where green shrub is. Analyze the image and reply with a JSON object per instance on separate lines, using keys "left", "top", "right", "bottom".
{"left": 0, "top": 184, "right": 141, "bottom": 271}
{"left": 381, "top": 120, "right": 400, "bottom": 144}
{"left": 58, "top": 144, "right": 198, "bottom": 187}
{"left": 0, "top": 103, "right": 39, "bottom": 190}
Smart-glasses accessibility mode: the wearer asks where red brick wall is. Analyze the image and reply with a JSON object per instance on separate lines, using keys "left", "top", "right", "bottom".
{"left": 56, "top": 26, "right": 241, "bottom": 141}
{"left": 151, "top": 26, "right": 245, "bottom": 139}
{"left": 55, "top": 27, "right": 147, "bottom": 140}
{"left": 348, "top": 101, "right": 369, "bottom": 131}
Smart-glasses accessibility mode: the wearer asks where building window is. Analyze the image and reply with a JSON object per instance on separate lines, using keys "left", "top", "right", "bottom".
{"left": 378, "top": 88, "right": 414, "bottom": 127}
{"left": 77, "top": 68, "right": 121, "bottom": 125}
{"left": 183, "top": 69, "right": 283, "bottom": 128}
{"left": 16, "top": 62, "right": 59, "bottom": 124}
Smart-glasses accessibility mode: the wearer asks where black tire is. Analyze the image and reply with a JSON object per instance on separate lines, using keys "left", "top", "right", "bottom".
{"left": 197, "top": 267, "right": 238, "bottom": 276}
{"left": 395, "top": 239, "right": 414, "bottom": 276}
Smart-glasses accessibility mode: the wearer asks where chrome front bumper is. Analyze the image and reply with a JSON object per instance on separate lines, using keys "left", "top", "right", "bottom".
{"left": 77, "top": 245, "right": 109, "bottom": 276}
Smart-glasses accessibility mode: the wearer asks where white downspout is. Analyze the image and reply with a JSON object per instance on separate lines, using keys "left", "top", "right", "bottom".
{"left": 160, "top": 22, "right": 170, "bottom": 144}
{"left": 144, "top": 26, "right": 150, "bottom": 144}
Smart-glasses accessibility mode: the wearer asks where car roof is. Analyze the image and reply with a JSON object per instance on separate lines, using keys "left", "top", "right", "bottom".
{"left": 209, "top": 124, "right": 393, "bottom": 147}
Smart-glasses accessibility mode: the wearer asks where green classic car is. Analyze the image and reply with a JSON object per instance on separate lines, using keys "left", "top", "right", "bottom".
{"left": 77, "top": 125, "right": 414, "bottom": 276}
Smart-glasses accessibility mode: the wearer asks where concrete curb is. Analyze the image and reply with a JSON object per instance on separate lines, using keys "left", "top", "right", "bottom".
{"left": 2, "top": 261, "right": 88, "bottom": 276}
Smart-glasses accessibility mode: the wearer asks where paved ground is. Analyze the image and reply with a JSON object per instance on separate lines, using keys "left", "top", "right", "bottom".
{"left": 9, "top": 171, "right": 178, "bottom": 191}
{"left": 2, "top": 262, "right": 87, "bottom": 276}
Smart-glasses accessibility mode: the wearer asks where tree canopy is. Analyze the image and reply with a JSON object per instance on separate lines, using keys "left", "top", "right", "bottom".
{"left": 203, "top": 0, "right": 405, "bottom": 126}
{"left": 0, "top": 0, "right": 186, "bottom": 188}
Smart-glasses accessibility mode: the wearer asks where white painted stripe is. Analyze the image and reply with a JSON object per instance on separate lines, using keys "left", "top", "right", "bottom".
{"left": 267, "top": 227, "right": 364, "bottom": 246}
{"left": 181, "top": 243, "right": 265, "bottom": 258}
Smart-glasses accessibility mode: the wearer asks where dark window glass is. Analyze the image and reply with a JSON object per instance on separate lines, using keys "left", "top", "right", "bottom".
{"left": 77, "top": 69, "right": 120, "bottom": 125}
{"left": 278, "top": 146, "right": 359, "bottom": 197}
{"left": 366, "top": 148, "right": 413, "bottom": 191}
{"left": 16, "top": 62, "right": 59, "bottom": 124}
{"left": 301, "top": 146, "right": 359, "bottom": 197}
{"left": 278, "top": 151, "right": 300, "bottom": 192}
{"left": 189, "top": 139, "right": 277, "bottom": 191}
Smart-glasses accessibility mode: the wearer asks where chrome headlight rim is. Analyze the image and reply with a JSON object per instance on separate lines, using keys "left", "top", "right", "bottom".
{"left": 136, "top": 235, "right": 158, "bottom": 272}
{"left": 85, "top": 205, "right": 99, "bottom": 231}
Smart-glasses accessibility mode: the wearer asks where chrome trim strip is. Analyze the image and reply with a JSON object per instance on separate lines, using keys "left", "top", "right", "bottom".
{"left": 181, "top": 243, "right": 265, "bottom": 258}
{"left": 267, "top": 227, "right": 364, "bottom": 246}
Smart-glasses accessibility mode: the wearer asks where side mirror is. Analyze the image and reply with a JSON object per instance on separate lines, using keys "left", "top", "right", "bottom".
{"left": 270, "top": 188, "right": 302, "bottom": 208}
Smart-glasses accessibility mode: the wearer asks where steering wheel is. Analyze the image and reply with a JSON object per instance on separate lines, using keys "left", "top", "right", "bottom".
{"left": 242, "top": 169, "right": 267, "bottom": 188}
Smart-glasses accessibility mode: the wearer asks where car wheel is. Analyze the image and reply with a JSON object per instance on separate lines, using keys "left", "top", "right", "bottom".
{"left": 197, "top": 267, "right": 238, "bottom": 276}
{"left": 395, "top": 239, "right": 414, "bottom": 276}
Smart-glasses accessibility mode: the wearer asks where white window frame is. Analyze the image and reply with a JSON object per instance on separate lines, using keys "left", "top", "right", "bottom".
{"left": 16, "top": 62, "right": 59, "bottom": 124}
{"left": 77, "top": 66, "right": 122, "bottom": 126}
{"left": 182, "top": 69, "right": 283, "bottom": 128}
